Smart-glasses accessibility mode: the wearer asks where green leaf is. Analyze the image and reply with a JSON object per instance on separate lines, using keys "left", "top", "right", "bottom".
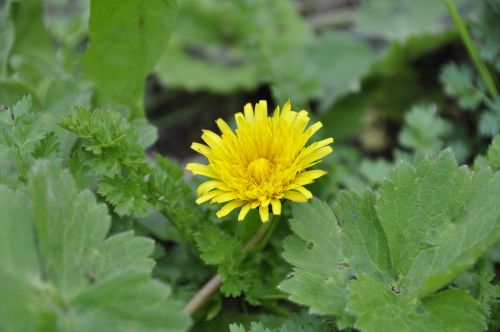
{"left": 281, "top": 151, "right": 500, "bottom": 331}
{"left": 487, "top": 135, "right": 500, "bottom": 170}
{"left": 0, "top": 95, "right": 49, "bottom": 182}
{"left": 0, "top": 4, "right": 14, "bottom": 75}
{"left": 347, "top": 277, "right": 484, "bottom": 332}
{"left": 131, "top": 118, "right": 159, "bottom": 149}
{"left": 309, "top": 31, "right": 377, "bottom": 109}
{"left": 0, "top": 79, "right": 40, "bottom": 110}
{"left": 352, "top": 0, "right": 477, "bottom": 41}
{"left": 7, "top": 0, "right": 60, "bottom": 83}
{"left": 42, "top": 79, "right": 91, "bottom": 157}
{"left": 60, "top": 107, "right": 202, "bottom": 243}
{"left": 149, "top": 155, "right": 203, "bottom": 243}
{"left": 155, "top": 38, "right": 259, "bottom": 93}
{"left": 453, "top": 258, "right": 499, "bottom": 325}
{"left": 440, "top": 62, "right": 485, "bottom": 111}
{"left": 228, "top": 314, "right": 337, "bottom": 332}
{"left": 60, "top": 106, "right": 151, "bottom": 216}
{"left": 229, "top": 322, "right": 271, "bottom": 332}
{"left": 398, "top": 104, "right": 452, "bottom": 154}
{"left": 359, "top": 158, "right": 393, "bottom": 186}
{"left": 84, "top": 0, "right": 177, "bottom": 118}
{"left": 479, "top": 100, "right": 500, "bottom": 137}
{"left": 194, "top": 224, "right": 253, "bottom": 297}
{"left": 0, "top": 161, "right": 190, "bottom": 331}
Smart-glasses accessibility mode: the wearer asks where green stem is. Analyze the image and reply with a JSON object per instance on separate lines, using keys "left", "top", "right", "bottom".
{"left": 250, "top": 215, "right": 280, "bottom": 253}
{"left": 444, "top": 0, "right": 498, "bottom": 99}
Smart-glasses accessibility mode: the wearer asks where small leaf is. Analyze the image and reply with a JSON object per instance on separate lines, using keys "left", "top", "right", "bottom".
{"left": 440, "top": 62, "right": 485, "bottom": 111}
{"left": 398, "top": 104, "right": 451, "bottom": 154}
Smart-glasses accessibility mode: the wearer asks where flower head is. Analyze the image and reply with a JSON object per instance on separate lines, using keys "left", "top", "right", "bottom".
{"left": 186, "top": 100, "right": 333, "bottom": 222}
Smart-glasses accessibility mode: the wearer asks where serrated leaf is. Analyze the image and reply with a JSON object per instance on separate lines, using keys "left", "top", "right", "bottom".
{"left": 281, "top": 151, "right": 500, "bottom": 331}
{"left": 347, "top": 277, "right": 484, "bottom": 332}
{"left": 440, "top": 62, "right": 485, "bottom": 111}
{"left": 0, "top": 161, "right": 190, "bottom": 331}
{"left": 0, "top": 95, "right": 49, "bottom": 183}
{"left": 84, "top": 0, "right": 177, "bottom": 118}
{"left": 60, "top": 107, "right": 150, "bottom": 216}
{"left": 229, "top": 322, "right": 271, "bottom": 332}
{"left": 398, "top": 104, "right": 451, "bottom": 154}
{"left": 487, "top": 135, "right": 500, "bottom": 170}
{"left": 229, "top": 314, "right": 336, "bottom": 332}
{"left": 194, "top": 224, "right": 254, "bottom": 297}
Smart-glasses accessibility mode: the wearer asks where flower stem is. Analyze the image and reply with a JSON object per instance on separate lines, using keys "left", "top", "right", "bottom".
{"left": 183, "top": 221, "right": 272, "bottom": 316}
{"left": 444, "top": 0, "right": 498, "bottom": 99}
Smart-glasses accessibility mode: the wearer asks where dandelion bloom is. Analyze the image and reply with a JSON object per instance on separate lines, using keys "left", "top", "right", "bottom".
{"left": 186, "top": 100, "right": 333, "bottom": 222}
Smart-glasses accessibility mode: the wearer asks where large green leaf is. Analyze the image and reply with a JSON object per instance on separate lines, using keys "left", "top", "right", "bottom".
{"left": 0, "top": 161, "right": 190, "bottom": 331}
{"left": 280, "top": 151, "right": 500, "bottom": 331}
{"left": 84, "top": 0, "right": 177, "bottom": 118}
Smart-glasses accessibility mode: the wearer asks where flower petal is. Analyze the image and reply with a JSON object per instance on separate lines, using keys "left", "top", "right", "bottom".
{"left": 271, "top": 199, "right": 281, "bottom": 215}
{"left": 196, "top": 190, "right": 226, "bottom": 204}
{"left": 238, "top": 202, "right": 253, "bottom": 221}
{"left": 259, "top": 204, "right": 269, "bottom": 222}
{"left": 216, "top": 200, "right": 246, "bottom": 218}
{"left": 186, "top": 163, "right": 218, "bottom": 179}
{"left": 284, "top": 191, "right": 308, "bottom": 202}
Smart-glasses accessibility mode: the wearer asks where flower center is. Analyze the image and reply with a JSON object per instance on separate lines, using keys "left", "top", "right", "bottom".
{"left": 247, "top": 158, "right": 273, "bottom": 182}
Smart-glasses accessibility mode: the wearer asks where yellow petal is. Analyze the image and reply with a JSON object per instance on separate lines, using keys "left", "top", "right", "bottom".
{"left": 195, "top": 190, "right": 226, "bottom": 204}
{"left": 211, "top": 192, "right": 240, "bottom": 203}
{"left": 271, "top": 199, "right": 281, "bottom": 215}
{"left": 293, "top": 186, "right": 313, "bottom": 199}
{"left": 302, "top": 146, "right": 333, "bottom": 167}
{"left": 281, "top": 100, "right": 291, "bottom": 115}
{"left": 238, "top": 202, "right": 253, "bottom": 221}
{"left": 259, "top": 204, "right": 269, "bottom": 222}
{"left": 303, "top": 122, "right": 323, "bottom": 140}
{"left": 201, "top": 130, "right": 225, "bottom": 151}
{"left": 186, "top": 163, "right": 218, "bottom": 179}
{"left": 196, "top": 180, "right": 225, "bottom": 196}
{"left": 293, "top": 110, "right": 310, "bottom": 133}
{"left": 191, "top": 142, "right": 211, "bottom": 157}
{"left": 216, "top": 118, "right": 235, "bottom": 137}
{"left": 293, "top": 170, "right": 327, "bottom": 186}
{"left": 283, "top": 191, "right": 308, "bottom": 202}
{"left": 235, "top": 112, "right": 247, "bottom": 128}
{"left": 216, "top": 200, "right": 246, "bottom": 218}
{"left": 244, "top": 103, "right": 254, "bottom": 121}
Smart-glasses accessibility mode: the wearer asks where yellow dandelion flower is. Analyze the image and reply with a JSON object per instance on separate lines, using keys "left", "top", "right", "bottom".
{"left": 186, "top": 100, "right": 333, "bottom": 222}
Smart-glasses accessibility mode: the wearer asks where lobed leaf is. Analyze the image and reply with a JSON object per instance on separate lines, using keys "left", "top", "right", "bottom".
{"left": 281, "top": 150, "right": 500, "bottom": 331}
{"left": 0, "top": 161, "right": 190, "bottom": 331}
